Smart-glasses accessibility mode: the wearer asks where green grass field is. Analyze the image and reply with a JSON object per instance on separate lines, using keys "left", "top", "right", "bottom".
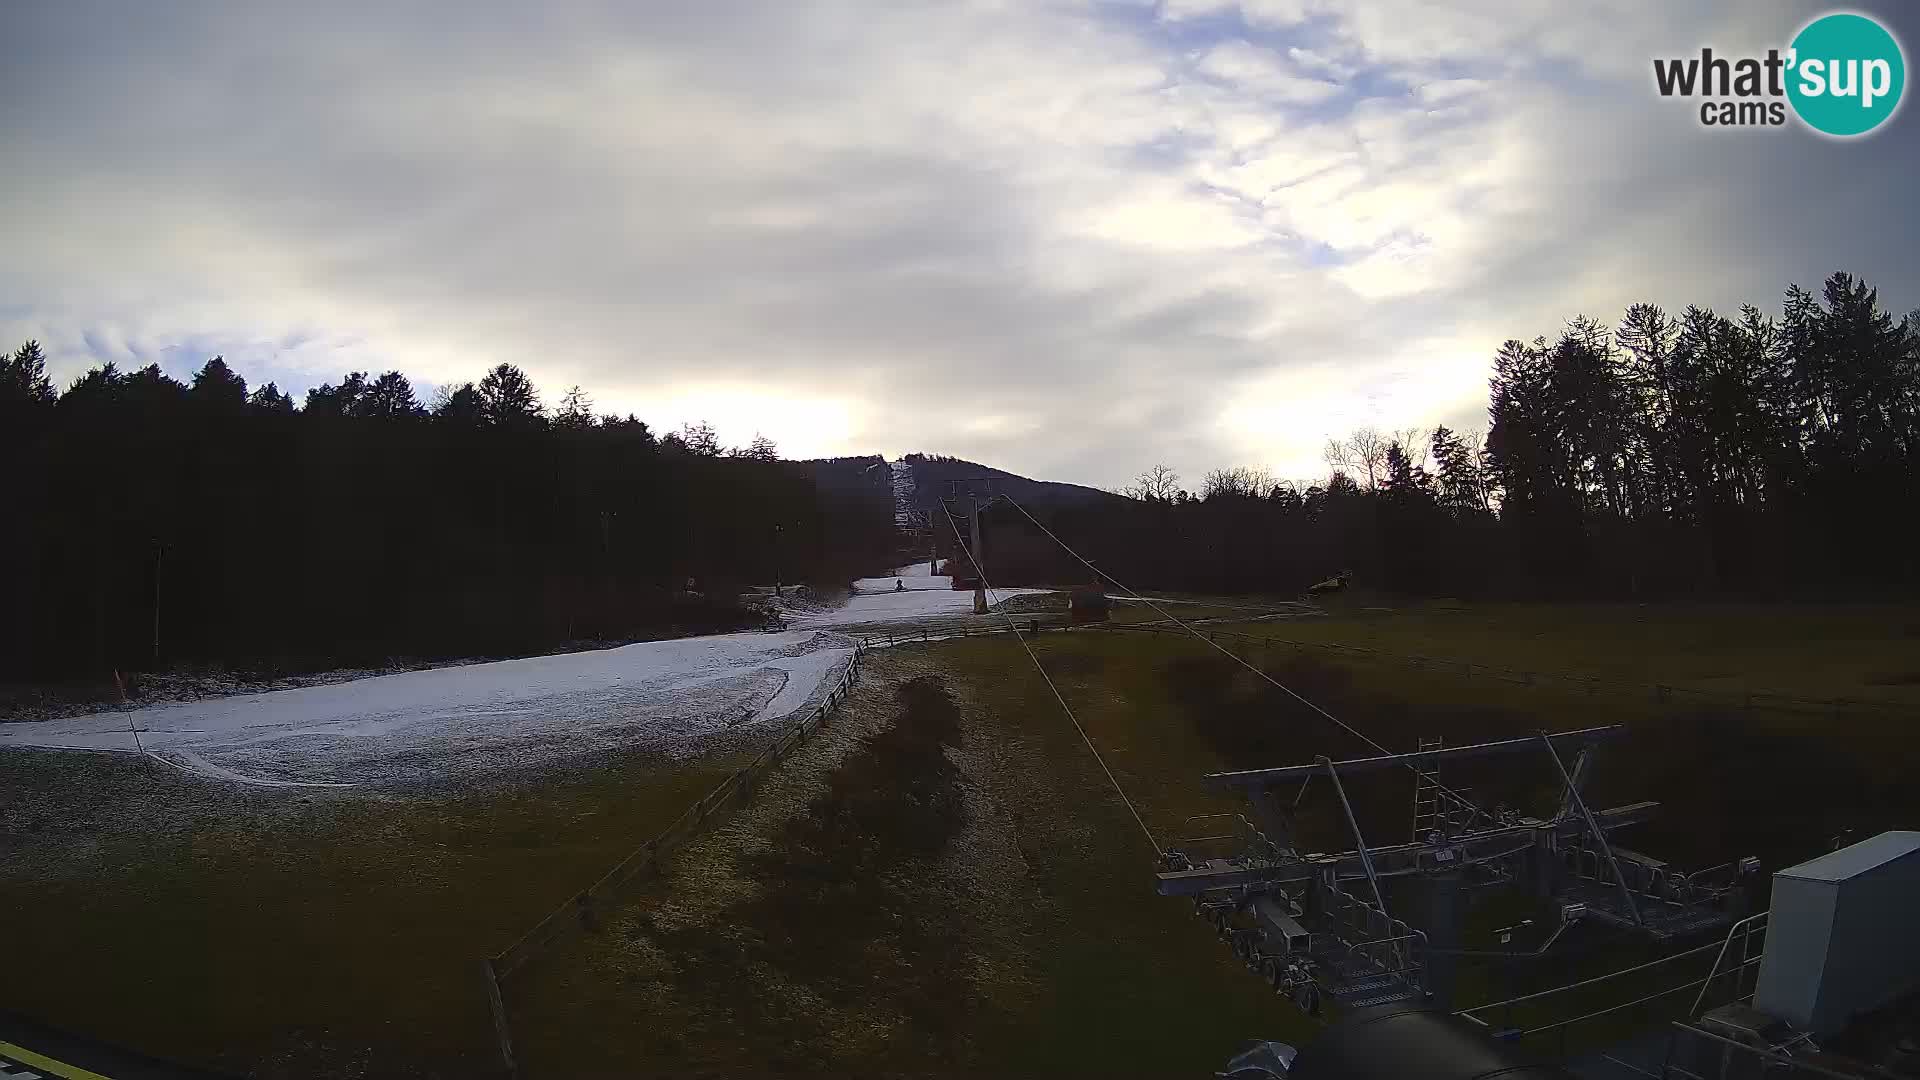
{"left": 0, "top": 749, "right": 751, "bottom": 1078}
{"left": 507, "top": 644, "right": 1316, "bottom": 1078}
{"left": 505, "top": 604, "right": 1920, "bottom": 1074}
{"left": 1212, "top": 599, "right": 1920, "bottom": 706}
{"left": 4, "top": 600, "right": 1917, "bottom": 1077}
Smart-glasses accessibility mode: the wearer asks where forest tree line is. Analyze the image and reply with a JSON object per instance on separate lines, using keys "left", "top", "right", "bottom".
{"left": 1010, "top": 272, "right": 1920, "bottom": 600}
{"left": 5, "top": 269, "right": 1912, "bottom": 679}
{"left": 0, "top": 355, "right": 893, "bottom": 681}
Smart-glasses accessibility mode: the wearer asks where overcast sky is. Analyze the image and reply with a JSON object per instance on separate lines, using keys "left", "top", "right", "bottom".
{"left": 4, "top": 1, "right": 1915, "bottom": 488}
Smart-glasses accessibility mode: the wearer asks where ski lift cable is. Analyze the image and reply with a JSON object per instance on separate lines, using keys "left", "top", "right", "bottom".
{"left": 1001, "top": 492, "right": 1482, "bottom": 817}
{"left": 940, "top": 504, "right": 1162, "bottom": 856}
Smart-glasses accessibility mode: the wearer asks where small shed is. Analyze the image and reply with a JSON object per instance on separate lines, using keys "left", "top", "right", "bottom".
{"left": 1069, "top": 586, "right": 1110, "bottom": 624}
{"left": 1754, "top": 831, "right": 1920, "bottom": 1036}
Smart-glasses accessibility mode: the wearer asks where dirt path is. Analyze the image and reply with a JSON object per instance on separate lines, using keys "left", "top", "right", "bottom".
{"left": 508, "top": 645, "right": 1301, "bottom": 1076}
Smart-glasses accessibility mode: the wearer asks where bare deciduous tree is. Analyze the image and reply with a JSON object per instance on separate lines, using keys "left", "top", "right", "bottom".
{"left": 1393, "top": 426, "right": 1433, "bottom": 472}
{"left": 1125, "top": 463, "right": 1182, "bottom": 502}
{"left": 1201, "top": 465, "right": 1276, "bottom": 500}
{"left": 1324, "top": 426, "right": 1389, "bottom": 488}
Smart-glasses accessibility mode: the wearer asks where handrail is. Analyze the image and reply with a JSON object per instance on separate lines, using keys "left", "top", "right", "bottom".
{"left": 1459, "top": 938, "right": 1726, "bottom": 1018}
{"left": 1690, "top": 911, "right": 1769, "bottom": 1015}
{"left": 1668, "top": 1022, "right": 1874, "bottom": 1080}
{"left": 1512, "top": 953, "right": 1758, "bottom": 1037}
{"left": 1520, "top": 973, "right": 1715, "bottom": 1035}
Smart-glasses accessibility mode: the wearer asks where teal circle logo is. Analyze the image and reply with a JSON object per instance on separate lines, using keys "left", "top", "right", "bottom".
{"left": 1787, "top": 12, "right": 1906, "bottom": 137}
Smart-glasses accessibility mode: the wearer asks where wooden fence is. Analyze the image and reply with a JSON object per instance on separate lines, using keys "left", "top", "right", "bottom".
{"left": 479, "top": 640, "right": 869, "bottom": 1076}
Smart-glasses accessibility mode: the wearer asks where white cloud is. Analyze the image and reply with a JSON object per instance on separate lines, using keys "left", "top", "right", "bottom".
{"left": 0, "top": 0, "right": 1913, "bottom": 488}
{"left": 1287, "top": 45, "right": 1360, "bottom": 80}
{"left": 1196, "top": 40, "right": 1343, "bottom": 103}
{"left": 1415, "top": 78, "right": 1491, "bottom": 105}
{"left": 1158, "top": 0, "right": 1239, "bottom": 20}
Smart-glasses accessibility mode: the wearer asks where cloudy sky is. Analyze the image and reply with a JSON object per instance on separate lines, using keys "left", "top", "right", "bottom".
{"left": 4, "top": 1, "right": 1915, "bottom": 488}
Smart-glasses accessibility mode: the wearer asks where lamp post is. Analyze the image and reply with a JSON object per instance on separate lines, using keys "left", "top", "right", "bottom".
{"left": 152, "top": 539, "right": 164, "bottom": 667}
{"left": 772, "top": 523, "right": 785, "bottom": 597}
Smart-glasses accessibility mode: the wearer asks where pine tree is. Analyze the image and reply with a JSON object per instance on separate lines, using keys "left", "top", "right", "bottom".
{"left": 123, "top": 363, "right": 188, "bottom": 406}
{"left": 1429, "top": 426, "right": 1485, "bottom": 515}
{"left": 62, "top": 361, "right": 125, "bottom": 404}
{"left": 1, "top": 340, "right": 56, "bottom": 406}
{"left": 601, "top": 413, "right": 656, "bottom": 447}
{"left": 1617, "top": 302, "right": 1678, "bottom": 519}
{"left": 432, "top": 382, "right": 486, "bottom": 426}
{"left": 1382, "top": 442, "right": 1433, "bottom": 502}
{"left": 1547, "top": 315, "right": 1634, "bottom": 517}
{"left": 477, "top": 363, "right": 543, "bottom": 427}
{"left": 248, "top": 382, "right": 296, "bottom": 413}
{"left": 305, "top": 372, "right": 370, "bottom": 417}
{"left": 360, "top": 371, "right": 424, "bottom": 418}
{"left": 190, "top": 355, "right": 249, "bottom": 410}
{"left": 556, "top": 386, "right": 596, "bottom": 429}
{"left": 1486, "top": 337, "right": 1555, "bottom": 511}
{"left": 677, "top": 421, "right": 720, "bottom": 456}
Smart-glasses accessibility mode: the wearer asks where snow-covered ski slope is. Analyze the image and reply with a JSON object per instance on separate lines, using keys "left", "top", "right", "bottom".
{"left": 890, "top": 458, "right": 921, "bottom": 527}
{"left": 793, "top": 560, "right": 1045, "bottom": 627}
{"left": 0, "top": 631, "right": 856, "bottom": 787}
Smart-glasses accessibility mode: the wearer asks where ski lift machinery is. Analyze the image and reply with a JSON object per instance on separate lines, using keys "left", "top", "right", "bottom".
{"left": 1157, "top": 725, "right": 1763, "bottom": 1016}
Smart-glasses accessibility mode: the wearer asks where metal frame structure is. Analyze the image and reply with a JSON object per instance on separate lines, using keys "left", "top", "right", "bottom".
{"left": 1158, "top": 725, "right": 1761, "bottom": 1014}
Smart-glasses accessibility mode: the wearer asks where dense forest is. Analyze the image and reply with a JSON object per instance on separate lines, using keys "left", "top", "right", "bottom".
{"left": 1008, "top": 272, "right": 1920, "bottom": 601}
{"left": 5, "top": 270, "right": 1912, "bottom": 681}
{"left": 0, "top": 356, "right": 893, "bottom": 682}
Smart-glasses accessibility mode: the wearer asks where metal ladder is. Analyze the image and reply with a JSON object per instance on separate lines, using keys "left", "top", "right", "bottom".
{"left": 1411, "top": 736, "right": 1446, "bottom": 840}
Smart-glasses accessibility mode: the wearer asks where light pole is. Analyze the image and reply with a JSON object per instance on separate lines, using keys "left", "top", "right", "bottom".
{"left": 772, "top": 523, "right": 785, "bottom": 597}
{"left": 152, "top": 539, "right": 164, "bottom": 668}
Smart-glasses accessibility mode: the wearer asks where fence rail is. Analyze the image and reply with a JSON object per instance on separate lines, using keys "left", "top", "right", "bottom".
{"left": 480, "top": 640, "right": 869, "bottom": 1075}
